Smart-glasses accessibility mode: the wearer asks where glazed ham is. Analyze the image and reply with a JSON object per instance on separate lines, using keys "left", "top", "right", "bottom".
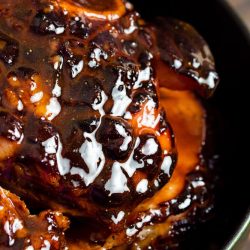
{"left": 0, "top": 0, "right": 219, "bottom": 249}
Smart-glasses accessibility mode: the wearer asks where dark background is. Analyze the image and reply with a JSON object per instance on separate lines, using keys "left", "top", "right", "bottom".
{"left": 227, "top": 0, "right": 250, "bottom": 31}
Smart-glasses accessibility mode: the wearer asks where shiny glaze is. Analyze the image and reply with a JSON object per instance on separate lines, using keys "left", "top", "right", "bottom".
{"left": 0, "top": 0, "right": 219, "bottom": 249}
{"left": 0, "top": 187, "right": 69, "bottom": 249}
{"left": 151, "top": 17, "right": 219, "bottom": 98}
{"left": 66, "top": 88, "right": 214, "bottom": 249}
{"left": 0, "top": 0, "right": 175, "bottom": 225}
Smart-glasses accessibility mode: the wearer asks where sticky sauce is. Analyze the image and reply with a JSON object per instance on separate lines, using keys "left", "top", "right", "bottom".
{"left": 111, "top": 71, "right": 132, "bottom": 116}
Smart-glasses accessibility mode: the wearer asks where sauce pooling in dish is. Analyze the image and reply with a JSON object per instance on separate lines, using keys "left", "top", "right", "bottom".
{"left": 0, "top": 0, "right": 219, "bottom": 249}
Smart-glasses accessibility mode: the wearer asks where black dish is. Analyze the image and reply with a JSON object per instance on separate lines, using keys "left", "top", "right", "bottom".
{"left": 131, "top": 0, "right": 250, "bottom": 249}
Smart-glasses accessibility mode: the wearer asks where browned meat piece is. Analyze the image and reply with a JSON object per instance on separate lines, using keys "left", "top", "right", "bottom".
{"left": 0, "top": 187, "right": 69, "bottom": 249}
{"left": 64, "top": 88, "right": 214, "bottom": 249}
{"left": 0, "top": 0, "right": 219, "bottom": 249}
{"left": 0, "top": 0, "right": 176, "bottom": 228}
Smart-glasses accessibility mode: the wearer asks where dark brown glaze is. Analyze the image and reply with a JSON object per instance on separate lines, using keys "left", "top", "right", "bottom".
{"left": 151, "top": 18, "right": 219, "bottom": 98}
{"left": 63, "top": 88, "right": 214, "bottom": 249}
{"left": 0, "top": 0, "right": 176, "bottom": 228}
{"left": 0, "top": 0, "right": 219, "bottom": 249}
{"left": 99, "top": 89, "right": 210, "bottom": 249}
{"left": 0, "top": 187, "right": 69, "bottom": 249}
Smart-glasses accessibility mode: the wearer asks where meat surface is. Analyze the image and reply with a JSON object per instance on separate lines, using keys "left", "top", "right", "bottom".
{"left": 0, "top": 0, "right": 219, "bottom": 249}
{"left": 0, "top": 187, "right": 69, "bottom": 249}
{"left": 0, "top": 0, "right": 177, "bottom": 225}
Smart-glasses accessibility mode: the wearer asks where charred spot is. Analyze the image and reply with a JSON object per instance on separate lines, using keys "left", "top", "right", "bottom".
{"left": 58, "top": 39, "right": 84, "bottom": 57}
{"left": 169, "top": 217, "right": 193, "bottom": 239}
{"left": 0, "top": 32, "right": 19, "bottom": 66}
{"left": 0, "top": 111, "right": 23, "bottom": 142}
{"left": 128, "top": 92, "right": 148, "bottom": 113}
{"left": 96, "top": 115, "right": 133, "bottom": 160}
{"left": 25, "top": 119, "right": 56, "bottom": 144}
{"left": 62, "top": 76, "right": 103, "bottom": 106}
{"left": 58, "top": 40, "right": 85, "bottom": 78}
{"left": 7, "top": 67, "right": 36, "bottom": 81}
{"left": 31, "top": 9, "right": 66, "bottom": 35}
{"left": 128, "top": 87, "right": 158, "bottom": 114}
{"left": 78, "top": 117, "right": 99, "bottom": 134}
{"left": 91, "top": 31, "right": 116, "bottom": 55}
{"left": 138, "top": 51, "right": 153, "bottom": 67}
{"left": 69, "top": 17, "right": 90, "bottom": 39}
{"left": 68, "top": 55, "right": 84, "bottom": 79}
{"left": 20, "top": 119, "right": 60, "bottom": 170}
{"left": 59, "top": 40, "right": 73, "bottom": 59}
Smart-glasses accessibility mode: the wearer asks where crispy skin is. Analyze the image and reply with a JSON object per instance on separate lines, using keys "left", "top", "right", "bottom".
{"left": 0, "top": 187, "right": 69, "bottom": 249}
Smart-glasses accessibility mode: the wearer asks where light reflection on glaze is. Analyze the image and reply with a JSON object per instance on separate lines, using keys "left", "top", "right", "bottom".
{"left": 75, "top": 126, "right": 106, "bottom": 186}
{"left": 71, "top": 60, "right": 84, "bottom": 78}
{"left": 160, "top": 156, "right": 172, "bottom": 177}
{"left": 52, "top": 82, "right": 62, "bottom": 98}
{"left": 115, "top": 123, "right": 132, "bottom": 151}
{"left": 147, "top": 159, "right": 153, "bottom": 165}
{"left": 8, "top": 127, "right": 22, "bottom": 142}
{"left": 126, "top": 209, "right": 162, "bottom": 237}
{"left": 192, "top": 58, "right": 200, "bottom": 69}
{"left": 71, "top": 88, "right": 108, "bottom": 186}
{"left": 105, "top": 162, "right": 129, "bottom": 195}
{"left": 17, "top": 100, "right": 23, "bottom": 111}
{"left": 92, "top": 90, "right": 108, "bottom": 116}
{"left": 191, "top": 179, "right": 205, "bottom": 188}
{"left": 141, "top": 138, "right": 158, "bottom": 156}
{"left": 111, "top": 71, "right": 132, "bottom": 116}
{"left": 133, "top": 67, "right": 151, "bottom": 90}
{"left": 88, "top": 48, "right": 108, "bottom": 68}
{"left": 105, "top": 138, "right": 144, "bottom": 195}
{"left": 124, "top": 15, "right": 138, "bottom": 35}
{"left": 178, "top": 197, "right": 191, "bottom": 210}
{"left": 4, "top": 218, "right": 23, "bottom": 246}
{"left": 25, "top": 246, "right": 34, "bottom": 250}
{"left": 30, "top": 91, "right": 43, "bottom": 103}
{"left": 173, "top": 59, "right": 182, "bottom": 69}
{"left": 136, "top": 179, "right": 148, "bottom": 194}
{"left": 111, "top": 211, "right": 125, "bottom": 225}
{"left": 198, "top": 71, "right": 218, "bottom": 89}
{"left": 46, "top": 97, "right": 61, "bottom": 121}
{"left": 48, "top": 24, "right": 65, "bottom": 35}
{"left": 41, "top": 240, "right": 51, "bottom": 250}
{"left": 42, "top": 134, "right": 70, "bottom": 176}
{"left": 137, "top": 98, "right": 160, "bottom": 129}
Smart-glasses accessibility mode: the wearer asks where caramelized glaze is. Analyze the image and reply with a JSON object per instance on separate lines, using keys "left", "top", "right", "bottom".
{"left": 0, "top": 187, "right": 69, "bottom": 249}
{"left": 0, "top": 0, "right": 219, "bottom": 249}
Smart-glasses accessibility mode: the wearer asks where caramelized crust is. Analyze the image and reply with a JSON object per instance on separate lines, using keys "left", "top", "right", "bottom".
{"left": 0, "top": 0, "right": 176, "bottom": 228}
{"left": 0, "top": 0, "right": 218, "bottom": 249}
{"left": 0, "top": 187, "right": 69, "bottom": 249}
{"left": 152, "top": 18, "right": 219, "bottom": 97}
{"left": 60, "top": 0, "right": 126, "bottom": 21}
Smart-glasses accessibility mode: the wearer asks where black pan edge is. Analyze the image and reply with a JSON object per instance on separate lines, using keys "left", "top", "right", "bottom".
{"left": 217, "top": 2, "right": 250, "bottom": 249}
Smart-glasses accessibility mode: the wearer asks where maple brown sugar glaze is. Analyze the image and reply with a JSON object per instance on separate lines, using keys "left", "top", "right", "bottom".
{"left": 0, "top": 0, "right": 219, "bottom": 249}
